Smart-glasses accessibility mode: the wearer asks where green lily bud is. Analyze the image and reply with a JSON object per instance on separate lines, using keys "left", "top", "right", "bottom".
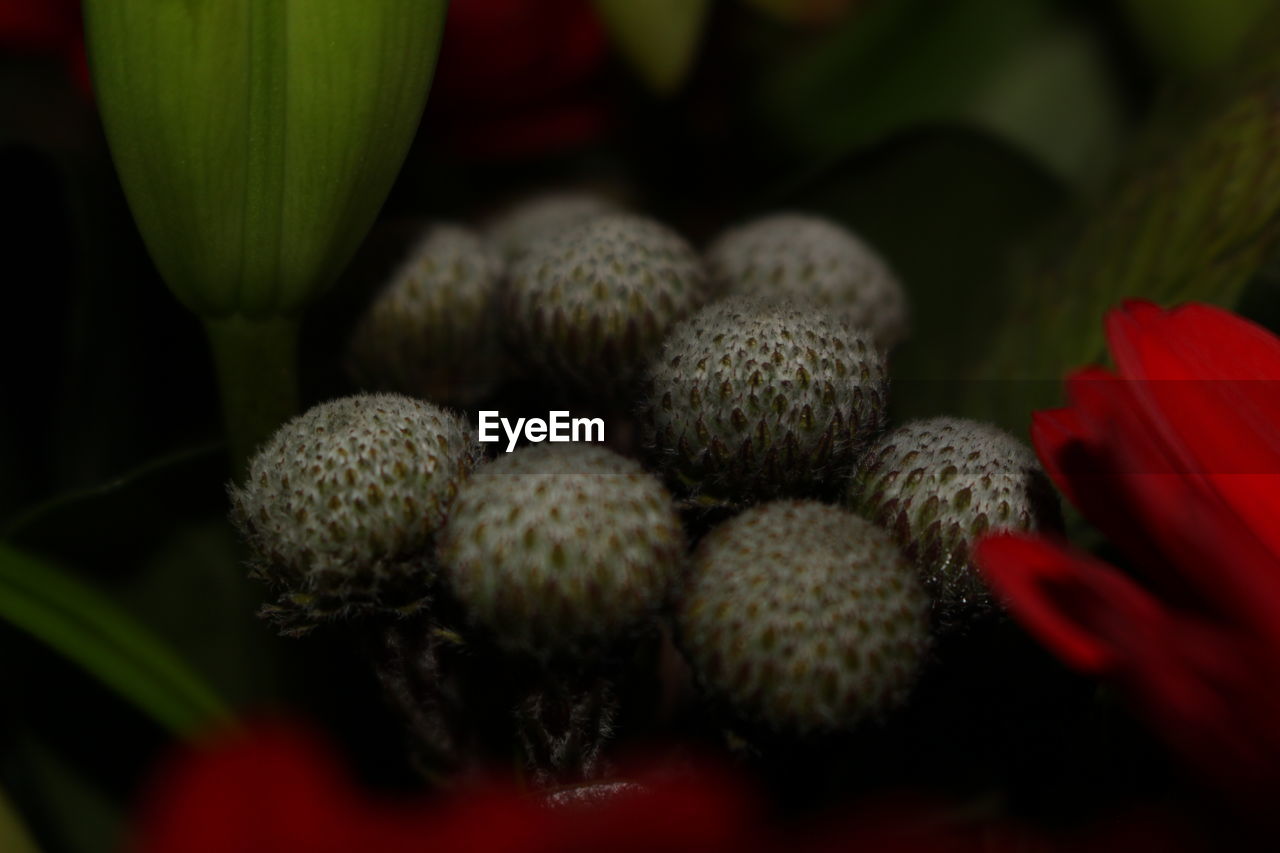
{"left": 84, "top": 1, "right": 447, "bottom": 473}
{"left": 84, "top": 0, "right": 447, "bottom": 318}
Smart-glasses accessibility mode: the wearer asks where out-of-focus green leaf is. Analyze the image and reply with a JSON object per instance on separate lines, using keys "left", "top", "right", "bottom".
{"left": 595, "top": 0, "right": 712, "bottom": 95}
{"left": 1122, "top": 0, "right": 1275, "bottom": 77}
{"left": 966, "top": 12, "right": 1280, "bottom": 431}
{"left": 0, "top": 785, "right": 41, "bottom": 853}
{"left": 120, "top": 519, "right": 280, "bottom": 708}
{"left": 774, "top": 128, "right": 1068, "bottom": 417}
{"left": 3, "top": 444, "right": 278, "bottom": 709}
{"left": 4, "top": 733, "right": 121, "bottom": 853}
{"left": 752, "top": 0, "right": 1125, "bottom": 188}
{"left": 967, "top": 22, "right": 1127, "bottom": 190}
{"left": 0, "top": 543, "right": 231, "bottom": 734}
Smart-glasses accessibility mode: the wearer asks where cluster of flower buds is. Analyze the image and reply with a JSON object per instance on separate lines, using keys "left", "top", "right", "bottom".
{"left": 229, "top": 191, "right": 1061, "bottom": 784}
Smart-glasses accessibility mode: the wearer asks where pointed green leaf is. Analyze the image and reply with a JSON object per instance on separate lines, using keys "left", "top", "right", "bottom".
{"left": 966, "top": 14, "right": 1280, "bottom": 430}
{"left": 750, "top": 0, "right": 1125, "bottom": 189}
{"left": 0, "top": 543, "right": 232, "bottom": 734}
{"left": 594, "top": 0, "right": 711, "bottom": 95}
{"left": 83, "top": 0, "right": 448, "bottom": 318}
{"left": 7, "top": 732, "right": 121, "bottom": 853}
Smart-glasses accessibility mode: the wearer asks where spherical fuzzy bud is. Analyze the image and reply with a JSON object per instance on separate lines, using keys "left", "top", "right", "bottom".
{"left": 706, "top": 213, "right": 908, "bottom": 350}
{"left": 229, "top": 393, "right": 483, "bottom": 635}
{"left": 640, "top": 297, "right": 889, "bottom": 506}
{"left": 437, "top": 444, "right": 685, "bottom": 656}
{"left": 348, "top": 224, "right": 504, "bottom": 406}
{"left": 486, "top": 191, "right": 623, "bottom": 262}
{"left": 505, "top": 214, "right": 709, "bottom": 394}
{"left": 676, "top": 501, "right": 929, "bottom": 734}
{"left": 848, "top": 417, "right": 1061, "bottom": 626}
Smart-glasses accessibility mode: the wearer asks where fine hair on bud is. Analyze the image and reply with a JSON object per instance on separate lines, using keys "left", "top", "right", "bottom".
{"left": 676, "top": 500, "right": 930, "bottom": 735}
{"left": 640, "top": 297, "right": 889, "bottom": 507}
{"left": 849, "top": 417, "right": 1062, "bottom": 628}
{"left": 504, "top": 213, "right": 710, "bottom": 396}
{"left": 437, "top": 443, "right": 686, "bottom": 658}
{"left": 229, "top": 393, "right": 483, "bottom": 635}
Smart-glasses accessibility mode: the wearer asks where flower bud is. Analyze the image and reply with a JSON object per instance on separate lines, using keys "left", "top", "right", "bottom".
{"left": 640, "top": 297, "right": 889, "bottom": 506}
{"left": 676, "top": 501, "right": 929, "bottom": 734}
{"left": 229, "top": 393, "right": 482, "bottom": 636}
{"left": 437, "top": 444, "right": 685, "bottom": 658}
{"left": 84, "top": 0, "right": 447, "bottom": 318}
{"left": 848, "top": 417, "right": 1061, "bottom": 628}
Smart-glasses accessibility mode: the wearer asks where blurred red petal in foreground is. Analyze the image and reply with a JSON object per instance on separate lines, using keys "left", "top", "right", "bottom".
{"left": 132, "top": 720, "right": 764, "bottom": 853}
{"left": 132, "top": 719, "right": 1215, "bottom": 853}
{"left": 976, "top": 300, "right": 1280, "bottom": 814}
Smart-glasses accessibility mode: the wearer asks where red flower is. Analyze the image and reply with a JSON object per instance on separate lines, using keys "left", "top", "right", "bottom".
{"left": 975, "top": 301, "right": 1280, "bottom": 809}
{"left": 424, "top": 0, "right": 612, "bottom": 160}
{"left": 0, "top": 0, "right": 89, "bottom": 95}
{"left": 132, "top": 719, "right": 1214, "bottom": 852}
{"left": 132, "top": 720, "right": 763, "bottom": 853}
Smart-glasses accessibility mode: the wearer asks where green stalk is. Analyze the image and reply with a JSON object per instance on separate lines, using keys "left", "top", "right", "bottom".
{"left": 204, "top": 315, "right": 300, "bottom": 480}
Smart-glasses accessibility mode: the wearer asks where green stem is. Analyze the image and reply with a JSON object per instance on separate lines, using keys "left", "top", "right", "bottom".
{"left": 204, "top": 315, "right": 300, "bottom": 480}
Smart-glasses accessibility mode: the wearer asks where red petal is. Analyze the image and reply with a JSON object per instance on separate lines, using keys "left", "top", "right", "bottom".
{"left": 1047, "top": 367, "right": 1280, "bottom": 643}
{"left": 1109, "top": 301, "right": 1280, "bottom": 382}
{"left": 976, "top": 534, "right": 1280, "bottom": 803}
{"left": 1042, "top": 369, "right": 1180, "bottom": 573}
{"left": 134, "top": 721, "right": 375, "bottom": 853}
{"left": 974, "top": 533, "right": 1149, "bottom": 672}
{"left": 1029, "top": 405, "right": 1090, "bottom": 508}
{"left": 1105, "top": 302, "right": 1280, "bottom": 555}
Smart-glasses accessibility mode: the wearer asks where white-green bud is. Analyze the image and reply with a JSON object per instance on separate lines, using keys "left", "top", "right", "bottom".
{"left": 229, "top": 393, "right": 482, "bottom": 634}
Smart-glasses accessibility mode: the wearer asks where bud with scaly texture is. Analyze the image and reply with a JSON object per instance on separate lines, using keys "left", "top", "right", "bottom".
{"left": 848, "top": 417, "right": 1061, "bottom": 627}
{"left": 505, "top": 214, "right": 709, "bottom": 395}
{"left": 706, "top": 213, "right": 908, "bottom": 351}
{"left": 485, "top": 191, "right": 623, "bottom": 263}
{"left": 437, "top": 444, "right": 685, "bottom": 657}
{"left": 230, "top": 393, "right": 482, "bottom": 636}
{"left": 640, "top": 297, "right": 888, "bottom": 506}
{"left": 676, "top": 501, "right": 929, "bottom": 734}
{"left": 348, "top": 224, "right": 504, "bottom": 406}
